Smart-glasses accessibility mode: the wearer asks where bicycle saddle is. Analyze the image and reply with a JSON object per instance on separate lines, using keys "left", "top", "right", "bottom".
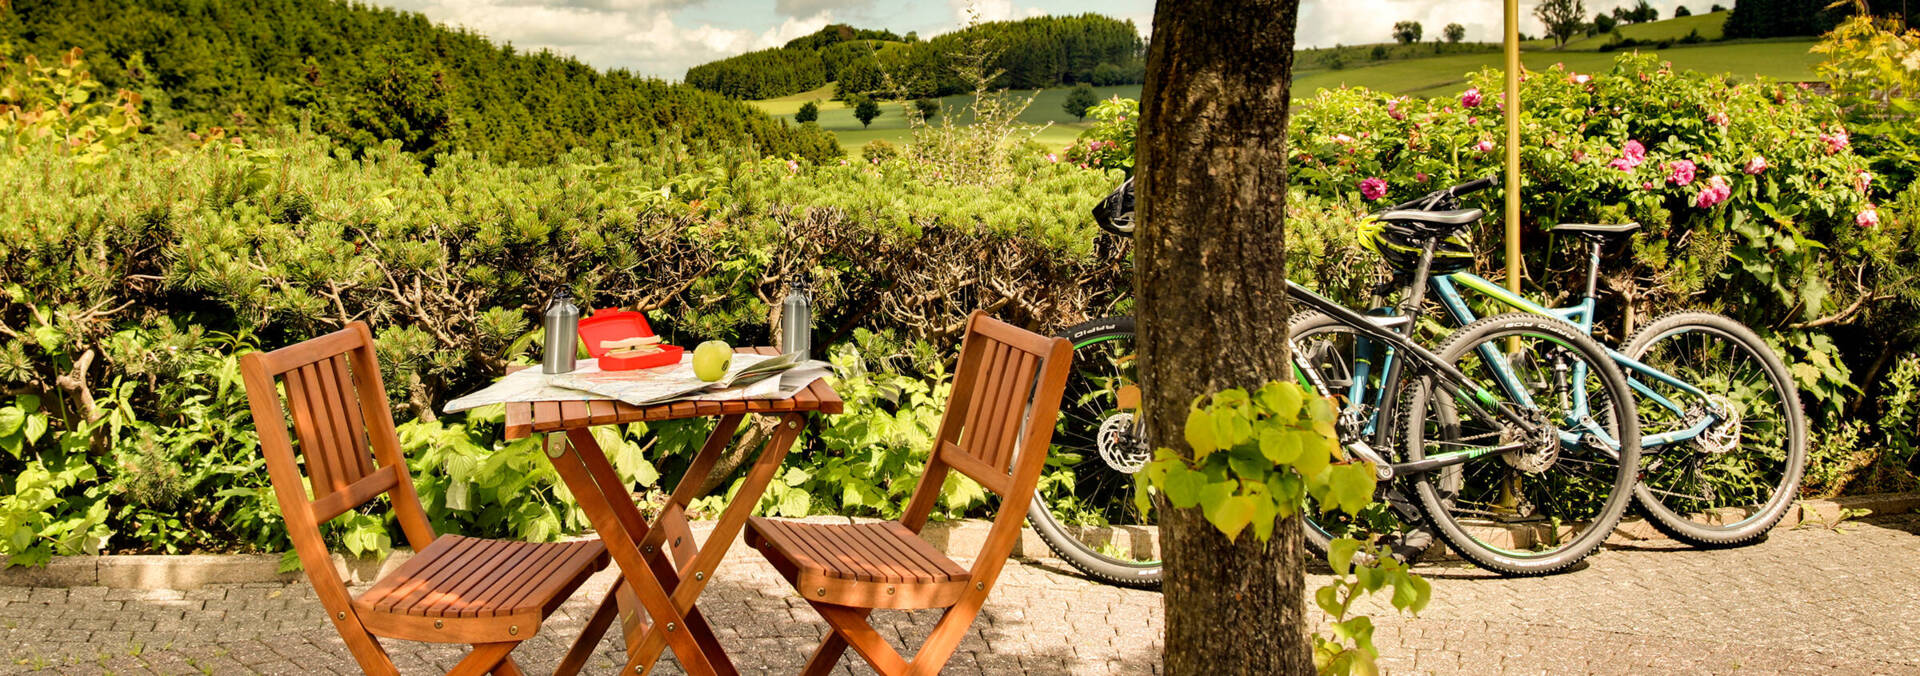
{"left": 1551, "top": 222, "right": 1641, "bottom": 237}
{"left": 1377, "top": 208, "right": 1485, "bottom": 232}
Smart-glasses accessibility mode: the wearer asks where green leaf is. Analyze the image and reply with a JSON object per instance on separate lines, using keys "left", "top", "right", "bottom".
{"left": 1291, "top": 431, "right": 1332, "bottom": 479}
{"left": 1260, "top": 427, "right": 1303, "bottom": 465}
{"left": 1197, "top": 480, "right": 1235, "bottom": 516}
{"left": 1314, "top": 583, "right": 1342, "bottom": 617}
{"left": 1326, "top": 462, "right": 1377, "bottom": 516}
{"left": 22, "top": 414, "right": 47, "bottom": 445}
{"left": 779, "top": 489, "right": 811, "bottom": 517}
{"left": 0, "top": 407, "right": 23, "bottom": 437}
{"left": 1327, "top": 537, "right": 1360, "bottom": 576}
{"left": 1227, "top": 445, "right": 1270, "bottom": 480}
{"left": 1205, "top": 495, "right": 1257, "bottom": 542}
{"left": 1183, "top": 407, "right": 1218, "bottom": 458}
{"left": 1407, "top": 574, "right": 1431, "bottom": 615}
{"left": 1162, "top": 462, "right": 1206, "bottom": 509}
{"left": 1259, "top": 382, "right": 1304, "bottom": 421}
{"left": 16, "top": 395, "right": 40, "bottom": 414}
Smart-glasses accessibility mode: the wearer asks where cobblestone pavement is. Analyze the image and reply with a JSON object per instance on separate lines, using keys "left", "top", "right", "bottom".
{"left": 2, "top": 513, "right": 1917, "bottom": 675}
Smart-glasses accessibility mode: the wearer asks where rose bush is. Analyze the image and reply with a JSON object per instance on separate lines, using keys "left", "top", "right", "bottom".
{"left": 1078, "top": 49, "right": 1919, "bottom": 496}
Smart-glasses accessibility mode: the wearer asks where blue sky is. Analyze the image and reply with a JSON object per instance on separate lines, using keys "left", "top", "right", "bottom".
{"left": 366, "top": 0, "right": 1711, "bottom": 81}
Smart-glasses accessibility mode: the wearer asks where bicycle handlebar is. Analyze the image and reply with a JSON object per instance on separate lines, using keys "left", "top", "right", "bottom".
{"left": 1092, "top": 173, "right": 1499, "bottom": 237}
{"left": 1385, "top": 174, "right": 1500, "bottom": 211}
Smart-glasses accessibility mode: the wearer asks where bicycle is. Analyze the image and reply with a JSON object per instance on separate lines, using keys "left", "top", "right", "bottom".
{"left": 1030, "top": 177, "right": 1645, "bottom": 585}
{"left": 1297, "top": 177, "right": 1806, "bottom": 558}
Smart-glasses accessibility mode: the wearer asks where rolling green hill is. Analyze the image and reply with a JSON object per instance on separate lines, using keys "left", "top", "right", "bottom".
{"left": 761, "top": 38, "right": 1823, "bottom": 151}
{"left": 2, "top": 0, "right": 839, "bottom": 163}
{"left": 1562, "top": 10, "right": 1730, "bottom": 50}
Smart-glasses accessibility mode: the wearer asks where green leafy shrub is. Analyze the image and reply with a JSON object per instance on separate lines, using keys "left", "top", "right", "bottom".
{"left": 1142, "top": 383, "right": 1428, "bottom": 676}
{"left": 0, "top": 82, "right": 1129, "bottom": 560}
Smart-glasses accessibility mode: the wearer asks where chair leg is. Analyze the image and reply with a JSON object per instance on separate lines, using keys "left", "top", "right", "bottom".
{"left": 555, "top": 584, "right": 623, "bottom": 676}
{"left": 488, "top": 655, "right": 526, "bottom": 676}
{"left": 904, "top": 606, "right": 980, "bottom": 676}
{"left": 811, "top": 603, "right": 909, "bottom": 675}
{"left": 331, "top": 618, "right": 401, "bottom": 676}
{"left": 447, "top": 642, "right": 516, "bottom": 676}
{"left": 800, "top": 632, "right": 851, "bottom": 676}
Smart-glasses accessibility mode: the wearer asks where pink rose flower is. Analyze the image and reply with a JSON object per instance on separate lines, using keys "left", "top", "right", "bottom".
{"left": 1821, "top": 129, "right": 1850, "bottom": 154}
{"left": 1359, "top": 177, "right": 1389, "bottom": 201}
{"left": 1856, "top": 170, "right": 1873, "bottom": 194}
{"left": 1387, "top": 98, "right": 1406, "bottom": 121}
{"left": 1622, "top": 140, "right": 1646, "bottom": 163}
{"left": 1642, "top": 181, "right": 1656, "bottom": 191}
{"left": 1857, "top": 204, "right": 1880, "bottom": 228}
{"left": 1046, "top": 153, "right": 1058, "bottom": 163}
{"left": 1572, "top": 73, "right": 1591, "bottom": 84}
{"left": 786, "top": 161, "right": 799, "bottom": 172}
{"left": 1333, "top": 134, "right": 1355, "bottom": 144}
{"left": 1695, "top": 176, "right": 1731, "bottom": 208}
{"left": 1572, "top": 150, "right": 1587, "bottom": 163}
{"left": 1415, "top": 172, "right": 1429, "bottom": 182}
{"left": 1460, "top": 88, "right": 1483, "bottom": 107}
{"left": 1609, "top": 157, "right": 1637, "bottom": 172}
{"left": 1743, "top": 155, "right": 1769, "bottom": 174}
{"left": 1666, "top": 160, "right": 1697, "bottom": 185}
{"left": 1475, "top": 139, "right": 1495, "bottom": 153}
{"left": 1707, "top": 112, "right": 1730, "bottom": 127}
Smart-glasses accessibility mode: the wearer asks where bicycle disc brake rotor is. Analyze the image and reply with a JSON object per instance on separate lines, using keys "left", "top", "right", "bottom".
{"left": 1097, "top": 412, "right": 1152, "bottom": 473}
{"left": 1500, "top": 408, "right": 1559, "bottom": 474}
{"left": 1695, "top": 395, "right": 1743, "bottom": 455}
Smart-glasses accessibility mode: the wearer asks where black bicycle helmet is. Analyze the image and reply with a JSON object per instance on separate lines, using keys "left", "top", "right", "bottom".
{"left": 1356, "top": 216, "right": 1475, "bottom": 274}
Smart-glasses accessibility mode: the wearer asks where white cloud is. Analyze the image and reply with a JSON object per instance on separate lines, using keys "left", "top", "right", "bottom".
{"left": 774, "top": 0, "right": 873, "bottom": 18}
{"left": 951, "top": 0, "right": 1012, "bottom": 24}
{"left": 393, "top": 0, "right": 835, "bottom": 79}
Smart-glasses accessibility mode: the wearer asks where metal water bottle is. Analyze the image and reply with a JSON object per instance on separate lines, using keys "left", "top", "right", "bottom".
{"left": 541, "top": 288, "right": 581, "bottom": 374}
{"left": 780, "top": 282, "right": 812, "bottom": 359}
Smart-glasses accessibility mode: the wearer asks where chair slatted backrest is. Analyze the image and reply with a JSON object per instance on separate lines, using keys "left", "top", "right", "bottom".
{"left": 900, "top": 312, "right": 1072, "bottom": 563}
{"left": 240, "top": 323, "right": 436, "bottom": 571}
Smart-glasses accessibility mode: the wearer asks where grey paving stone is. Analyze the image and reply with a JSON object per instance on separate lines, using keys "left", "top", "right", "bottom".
{"left": 1, "top": 515, "right": 1917, "bottom": 674}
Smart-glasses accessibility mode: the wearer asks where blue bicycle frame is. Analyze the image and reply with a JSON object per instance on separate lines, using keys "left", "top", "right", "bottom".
{"left": 1343, "top": 241, "right": 1722, "bottom": 454}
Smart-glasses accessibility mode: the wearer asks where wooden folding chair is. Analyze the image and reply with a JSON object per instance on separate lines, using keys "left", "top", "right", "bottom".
{"left": 240, "top": 322, "right": 613, "bottom": 676}
{"left": 745, "top": 311, "right": 1073, "bottom": 676}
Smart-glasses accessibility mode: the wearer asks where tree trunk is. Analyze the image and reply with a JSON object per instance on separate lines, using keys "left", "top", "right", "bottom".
{"left": 1136, "top": 1, "right": 1308, "bottom": 674}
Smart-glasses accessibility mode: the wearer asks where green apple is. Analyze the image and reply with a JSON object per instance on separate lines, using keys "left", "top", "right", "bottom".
{"left": 693, "top": 340, "right": 732, "bottom": 382}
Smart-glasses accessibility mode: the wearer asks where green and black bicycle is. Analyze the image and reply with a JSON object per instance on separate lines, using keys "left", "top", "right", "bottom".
{"left": 1030, "top": 177, "right": 1650, "bottom": 585}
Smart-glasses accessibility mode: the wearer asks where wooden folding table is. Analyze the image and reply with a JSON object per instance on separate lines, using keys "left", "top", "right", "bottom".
{"left": 502, "top": 347, "right": 842, "bottom": 675}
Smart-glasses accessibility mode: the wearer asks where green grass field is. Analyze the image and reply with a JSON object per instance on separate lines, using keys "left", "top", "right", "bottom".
{"left": 1312, "top": 40, "right": 1820, "bottom": 98}
{"left": 750, "top": 84, "right": 1138, "bottom": 152}
{"left": 751, "top": 24, "right": 1822, "bottom": 151}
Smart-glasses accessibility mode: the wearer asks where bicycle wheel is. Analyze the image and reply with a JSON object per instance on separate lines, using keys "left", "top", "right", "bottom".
{"left": 1289, "top": 311, "right": 1431, "bottom": 564}
{"left": 1027, "top": 316, "right": 1162, "bottom": 588}
{"left": 1403, "top": 313, "right": 1642, "bottom": 575}
{"left": 1623, "top": 311, "right": 1807, "bottom": 546}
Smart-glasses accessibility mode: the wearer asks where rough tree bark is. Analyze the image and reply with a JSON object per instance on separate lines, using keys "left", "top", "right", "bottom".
{"left": 1135, "top": 1, "right": 1308, "bottom": 674}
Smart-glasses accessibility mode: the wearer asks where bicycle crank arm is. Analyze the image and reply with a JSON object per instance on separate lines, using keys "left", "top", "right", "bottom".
{"left": 1343, "top": 440, "right": 1395, "bottom": 479}
{"left": 1389, "top": 442, "right": 1528, "bottom": 476}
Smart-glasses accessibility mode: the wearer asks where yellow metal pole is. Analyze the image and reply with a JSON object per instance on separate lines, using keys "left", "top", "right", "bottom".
{"left": 1503, "top": 0, "right": 1523, "bottom": 297}
{"left": 1501, "top": 0, "right": 1525, "bottom": 511}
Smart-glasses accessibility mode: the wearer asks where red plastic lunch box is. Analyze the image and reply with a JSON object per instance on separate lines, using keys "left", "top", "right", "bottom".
{"left": 576, "top": 308, "right": 683, "bottom": 371}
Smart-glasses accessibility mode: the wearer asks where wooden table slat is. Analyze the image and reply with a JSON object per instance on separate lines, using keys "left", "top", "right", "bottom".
{"left": 532, "top": 401, "right": 564, "bottom": 432}
{"left": 588, "top": 400, "right": 620, "bottom": 425}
